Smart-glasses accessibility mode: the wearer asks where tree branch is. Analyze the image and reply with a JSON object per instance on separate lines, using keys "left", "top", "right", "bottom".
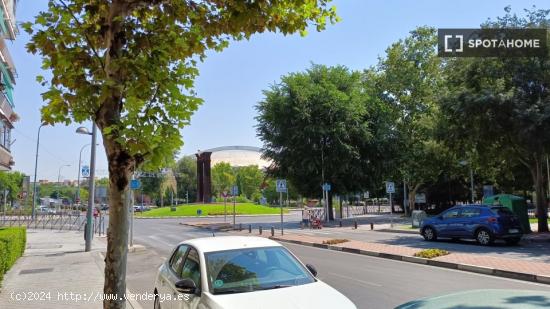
{"left": 56, "top": 0, "right": 106, "bottom": 74}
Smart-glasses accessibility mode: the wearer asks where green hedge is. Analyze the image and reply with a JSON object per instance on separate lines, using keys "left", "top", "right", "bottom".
{"left": 0, "top": 227, "right": 26, "bottom": 283}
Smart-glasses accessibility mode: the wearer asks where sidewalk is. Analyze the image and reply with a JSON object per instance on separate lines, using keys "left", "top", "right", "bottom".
{"left": 265, "top": 232, "right": 550, "bottom": 285}
{"left": 219, "top": 225, "right": 550, "bottom": 285}
{"left": 0, "top": 230, "right": 141, "bottom": 309}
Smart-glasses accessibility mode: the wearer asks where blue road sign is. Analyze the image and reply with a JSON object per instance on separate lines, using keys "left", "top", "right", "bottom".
{"left": 322, "top": 183, "right": 331, "bottom": 191}
{"left": 231, "top": 185, "right": 239, "bottom": 196}
{"left": 386, "top": 181, "right": 395, "bottom": 194}
{"left": 130, "top": 179, "right": 141, "bottom": 190}
{"left": 81, "top": 165, "right": 90, "bottom": 177}
{"left": 276, "top": 179, "right": 287, "bottom": 193}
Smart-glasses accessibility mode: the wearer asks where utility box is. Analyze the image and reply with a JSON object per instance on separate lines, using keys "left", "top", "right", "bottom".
{"left": 483, "top": 194, "right": 531, "bottom": 233}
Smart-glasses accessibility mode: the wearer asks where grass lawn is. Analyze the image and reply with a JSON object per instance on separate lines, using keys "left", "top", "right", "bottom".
{"left": 529, "top": 218, "right": 550, "bottom": 224}
{"left": 136, "top": 203, "right": 288, "bottom": 217}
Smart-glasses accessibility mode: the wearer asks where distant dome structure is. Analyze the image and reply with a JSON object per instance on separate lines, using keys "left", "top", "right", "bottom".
{"left": 205, "top": 146, "right": 270, "bottom": 168}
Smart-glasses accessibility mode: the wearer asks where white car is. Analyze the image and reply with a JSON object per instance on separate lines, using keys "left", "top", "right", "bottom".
{"left": 153, "top": 236, "right": 356, "bottom": 309}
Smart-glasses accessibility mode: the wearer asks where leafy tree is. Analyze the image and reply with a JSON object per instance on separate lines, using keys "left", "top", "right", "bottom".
{"left": 235, "top": 165, "right": 264, "bottom": 199}
{"left": 211, "top": 162, "right": 236, "bottom": 197}
{"left": 374, "top": 27, "right": 453, "bottom": 213}
{"left": 440, "top": 8, "right": 550, "bottom": 232}
{"left": 257, "top": 64, "right": 384, "bottom": 220}
{"left": 139, "top": 172, "right": 164, "bottom": 205}
{"left": 174, "top": 156, "right": 197, "bottom": 203}
{"left": 159, "top": 169, "right": 177, "bottom": 206}
{"left": 0, "top": 171, "right": 24, "bottom": 206}
{"left": 24, "top": 1, "right": 337, "bottom": 306}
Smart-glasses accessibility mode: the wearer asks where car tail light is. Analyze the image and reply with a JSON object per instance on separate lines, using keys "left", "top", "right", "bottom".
{"left": 487, "top": 217, "right": 497, "bottom": 223}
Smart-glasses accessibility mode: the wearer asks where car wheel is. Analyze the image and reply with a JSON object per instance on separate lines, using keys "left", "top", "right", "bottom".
{"left": 422, "top": 227, "right": 437, "bottom": 241}
{"left": 154, "top": 292, "right": 161, "bottom": 309}
{"left": 505, "top": 238, "right": 521, "bottom": 246}
{"left": 475, "top": 228, "right": 494, "bottom": 246}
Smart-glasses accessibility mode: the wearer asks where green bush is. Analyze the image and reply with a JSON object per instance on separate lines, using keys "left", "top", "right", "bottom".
{"left": 413, "top": 248, "right": 449, "bottom": 259}
{"left": 0, "top": 227, "right": 26, "bottom": 283}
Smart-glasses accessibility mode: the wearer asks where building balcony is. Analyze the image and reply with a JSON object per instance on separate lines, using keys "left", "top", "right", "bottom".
{"left": 0, "top": 39, "right": 16, "bottom": 82}
{"left": 0, "top": 90, "right": 14, "bottom": 126}
{"left": 0, "top": 0, "right": 17, "bottom": 40}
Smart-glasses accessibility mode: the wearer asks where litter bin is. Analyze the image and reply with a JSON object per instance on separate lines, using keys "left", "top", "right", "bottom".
{"left": 483, "top": 194, "right": 531, "bottom": 233}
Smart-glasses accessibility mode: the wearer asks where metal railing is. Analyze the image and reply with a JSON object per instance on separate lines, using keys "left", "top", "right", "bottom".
{"left": 0, "top": 212, "right": 106, "bottom": 236}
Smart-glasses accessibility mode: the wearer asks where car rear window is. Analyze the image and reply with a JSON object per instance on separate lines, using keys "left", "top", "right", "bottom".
{"left": 490, "top": 207, "right": 513, "bottom": 216}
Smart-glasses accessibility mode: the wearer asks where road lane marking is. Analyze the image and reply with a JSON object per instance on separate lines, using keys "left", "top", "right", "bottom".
{"left": 328, "top": 272, "right": 382, "bottom": 287}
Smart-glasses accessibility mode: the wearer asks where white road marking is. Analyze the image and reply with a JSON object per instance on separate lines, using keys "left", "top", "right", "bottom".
{"left": 328, "top": 272, "right": 383, "bottom": 287}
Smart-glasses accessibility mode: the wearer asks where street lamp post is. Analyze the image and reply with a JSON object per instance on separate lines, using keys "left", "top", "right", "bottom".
{"left": 77, "top": 125, "right": 97, "bottom": 252}
{"left": 460, "top": 160, "right": 475, "bottom": 203}
{"left": 76, "top": 144, "right": 92, "bottom": 203}
{"left": 31, "top": 123, "right": 46, "bottom": 219}
{"left": 57, "top": 164, "right": 71, "bottom": 210}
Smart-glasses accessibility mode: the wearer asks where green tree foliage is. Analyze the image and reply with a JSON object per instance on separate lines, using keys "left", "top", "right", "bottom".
{"left": 24, "top": 2, "right": 337, "bottom": 306}
{"left": 0, "top": 171, "right": 24, "bottom": 204}
{"left": 174, "top": 156, "right": 197, "bottom": 202}
{"left": 211, "top": 162, "right": 236, "bottom": 197}
{"left": 440, "top": 8, "right": 550, "bottom": 232}
{"left": 374, "top": 27, "right": 455, "bottom": 213}
{"left": 257, "top": 64, "right": 390, "bottom": 220}
{"left": 235, "top": 165, "right": 264, "bottom": 199}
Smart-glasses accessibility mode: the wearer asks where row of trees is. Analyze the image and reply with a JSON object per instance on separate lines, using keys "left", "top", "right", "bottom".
{"left": 257, "top": 8, "right": 550, "bottom": 232}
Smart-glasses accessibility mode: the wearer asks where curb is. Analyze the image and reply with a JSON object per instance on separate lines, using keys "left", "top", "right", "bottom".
{"left": 270, "top": 237, "right": 550, "bottom": 286}
{"left": 376, "top": 228, "right": 419, "bottom": 235}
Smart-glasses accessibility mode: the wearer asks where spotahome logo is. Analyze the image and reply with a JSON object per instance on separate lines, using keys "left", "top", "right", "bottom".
{"left": 438, "top": 28, "right": 547, "bottom": 57}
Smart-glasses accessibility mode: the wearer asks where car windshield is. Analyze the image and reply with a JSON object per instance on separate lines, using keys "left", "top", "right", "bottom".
{"left": 490, "top": 207, "right": 514, "bottom": 216}
{"left": 205, "top": 246, "right": 315, "bottom": 295}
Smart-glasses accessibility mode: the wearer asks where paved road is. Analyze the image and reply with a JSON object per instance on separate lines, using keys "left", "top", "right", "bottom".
{"left": 126, "top": 218, "right": 549, "bottom": 309}
{"left": 135, "top": 213, "right": 550, "bottom": 263}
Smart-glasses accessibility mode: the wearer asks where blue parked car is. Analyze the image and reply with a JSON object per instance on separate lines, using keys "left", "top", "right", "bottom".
{"left": 420, "top": 205, "right": 523, "bottom": 246}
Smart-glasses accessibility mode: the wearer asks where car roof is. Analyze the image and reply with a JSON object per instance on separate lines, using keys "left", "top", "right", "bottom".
{"left": 396, "top": 289, "right": 550, "bottom": 309}
{"left": 181, "top": 236, "right": 282, "bottom": 253}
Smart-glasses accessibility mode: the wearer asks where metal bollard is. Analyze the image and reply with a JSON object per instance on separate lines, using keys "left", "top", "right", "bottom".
{"left": 248, "top": 225, "right": 252, "bottom": 233}
{"left": 339, "top": 220, "right": 342, "bottom": 227}
{"left": 370, "top": 222, "right": 374, "bottom": 230}
{"left": 271, "top": 226, "right": 274, "bottom": 236}
{"left": 239, "top": 223, "right": 242, "bottom": 231}
{"left": 354, "top": 221, "right": 358, "bottom": 229}
{"left": 259, "top": 226, "right": 263, "bottom": 235}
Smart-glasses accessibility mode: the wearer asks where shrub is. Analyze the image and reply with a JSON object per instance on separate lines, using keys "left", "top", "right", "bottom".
{"left": 322, "top": 239, "right": 349, "bottom": 245}
{"left": 0, "top": 227, "right": 26, "bottom": 283}
{"left": 413, "top": 248, "right": 449, "bottom": 259}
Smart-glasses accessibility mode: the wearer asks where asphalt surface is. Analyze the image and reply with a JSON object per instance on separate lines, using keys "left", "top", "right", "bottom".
{"left": 136, "top": 212, "right": 550, "bottom": 263}
{"left": 125, "top": 218, "right": 550, "bottom": 309}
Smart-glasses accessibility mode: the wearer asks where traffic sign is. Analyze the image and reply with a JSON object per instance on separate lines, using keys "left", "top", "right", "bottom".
{"left": 364, "top": 191, "right": 370, "bottom": 199}
{"left": 386, "top": 181, "right": 395, "bottom": 194}
{"left": 81, "top": 165, "right": 90, "bottom": 177}
{"left": 276, "top": 179, "right": 287, "bottom": 193}
{"left": 415, "top": 193, "right": 426, "bottom": 204}
{"left": 221, "top": 191, "right": 228, "bottom": 198}
{"left": 322, "top": 183, "right": 331, "bottom": 191}
{"left": 231, "top": 185, "right": 239, "bottom": 196}
{"left": 130, "top": 179, "right": 141, "bottom": 190}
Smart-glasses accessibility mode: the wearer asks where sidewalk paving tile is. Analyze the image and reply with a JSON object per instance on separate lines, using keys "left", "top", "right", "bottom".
{"left": 0, "top": 230, "right": 141, "bottom": 309}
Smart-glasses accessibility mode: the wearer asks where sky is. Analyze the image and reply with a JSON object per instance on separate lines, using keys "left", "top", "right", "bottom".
{"left": 9, "top": 0, "right": 549, "bottom": 181}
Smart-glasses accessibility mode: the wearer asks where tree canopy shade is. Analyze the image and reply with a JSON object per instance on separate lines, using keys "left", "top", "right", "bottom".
{"left": 374, "top": 27, "right": 455, "bottom": 213}
{"left": 23, "top": 1, "right": 338, "bottom": 308}
{"left": 440, "top": 8, "right": 550, "bottom": 232}
{"left": 256, "top": 64, "right": 394, "bottom": 219}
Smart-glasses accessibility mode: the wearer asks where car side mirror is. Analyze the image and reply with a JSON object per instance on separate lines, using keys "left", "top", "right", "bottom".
{"left": 306, "top": 264, "right": 317, "bottom": 277}
{"left": 175, "top": 278, "right": 197, "bottom": 294}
